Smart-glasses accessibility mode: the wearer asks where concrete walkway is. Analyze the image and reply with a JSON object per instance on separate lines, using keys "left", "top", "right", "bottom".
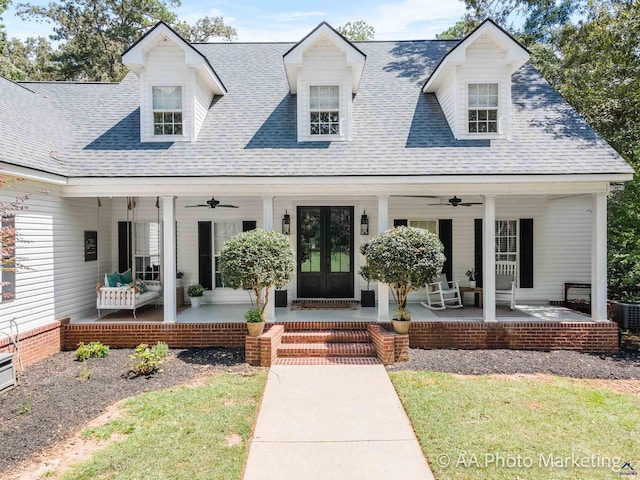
{"left": 243, "top": 365, "right": 435, "bottom": 480}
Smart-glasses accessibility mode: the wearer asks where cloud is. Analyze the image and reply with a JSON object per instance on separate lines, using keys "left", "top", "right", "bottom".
{"left": 267, "top": 11, "right": 326, "bottom": 23}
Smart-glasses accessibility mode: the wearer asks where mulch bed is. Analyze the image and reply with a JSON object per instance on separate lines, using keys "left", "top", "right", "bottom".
{"left": 0, "top": 347, "right": 258, "bottom": 472}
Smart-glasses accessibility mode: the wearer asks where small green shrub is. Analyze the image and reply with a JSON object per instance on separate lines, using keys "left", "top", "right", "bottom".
{"left": 75, "top": 341, "right": 110, "bottom": 361}
{"left": 128, "top": 342, "right": 169, "bottom": 378}
{"left": 244, "top": 308, "right": 263, "bottom": 323}
{"left": 187, "top": 284, "right": 205, "bottom": 297}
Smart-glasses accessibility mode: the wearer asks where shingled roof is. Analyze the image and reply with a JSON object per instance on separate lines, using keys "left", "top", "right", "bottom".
{"left": 2, "top": 39, "right": 632, "bottom": 178}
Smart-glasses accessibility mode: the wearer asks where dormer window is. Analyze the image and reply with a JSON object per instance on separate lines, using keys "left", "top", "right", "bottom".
{"left": 468, "top": 83, "right": 498, "bottom": 134}
{"left": 152, "top": 86, "right": 183, "bottom": 136}
{"left": 310, "top": 86, "right": 340, "bottom": 136}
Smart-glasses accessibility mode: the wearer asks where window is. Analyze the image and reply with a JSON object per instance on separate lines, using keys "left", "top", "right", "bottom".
{"left": 152, "top": 86, "right": 183, "bottom": 136}
{"left": 468, "top": 83, "right": 498, "bottom": 134}
{"left": 1, "top": 215, "right": 15, "bottom": 301}
{"left": 495, "top": 220, "right": 517, "bottom": 262}
{"left": 214, "top": 222, "right": 240, "bottom": 287}
{"left": 135, "top": 222, "right": 161, "bottom": 281}
{"left": 409, "top": 220, "right": 437, "bottom": 234}
{"left": 310, "top": 86, "right": 339, "bottom": 135}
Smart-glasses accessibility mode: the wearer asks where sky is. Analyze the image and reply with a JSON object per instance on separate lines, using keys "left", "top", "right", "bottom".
{"left": 2, "top": 0, "right": 468, "bottom": 42}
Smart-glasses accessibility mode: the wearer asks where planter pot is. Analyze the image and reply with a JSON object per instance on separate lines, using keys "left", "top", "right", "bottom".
{"left": 275, "top": 290, "right": 288, "bottom": 307}
{"left": 391, "top": 319, "right": 411, "bottom": 334}
{"left": 190, "top": 296, "right": 202, "bottom": 308}
{"left": 612, "top": 301, "right": 640, "bottom": 329}
{"left": 469, "top": 280, "right": 476, "bottom": 288}
{"left": 247, "top": 322, "right": 266, "bottom": 337}
{"left": 361, "top": 290, "right": 376, "bottom": 307}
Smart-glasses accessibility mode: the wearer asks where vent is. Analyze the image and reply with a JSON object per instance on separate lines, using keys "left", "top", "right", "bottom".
{"left": 0, "top": 352, "right": 16, "bottom": 393}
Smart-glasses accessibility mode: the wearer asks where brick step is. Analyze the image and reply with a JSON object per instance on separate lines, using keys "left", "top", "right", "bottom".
{"left": 273, "top": 357, "right": 382, "bottom": 365}
{"left": 281, "top": 330, "right": 371, "bottom": 344}
{"left": 277, "top": 342, "right": 377, "bottom": 358}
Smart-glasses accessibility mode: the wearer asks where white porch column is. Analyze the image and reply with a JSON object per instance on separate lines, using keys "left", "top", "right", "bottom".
{"left": 162, "top": 196, "right": 177, "bottom": 323}
{"left": 263, "top": 196, "right": 275, "bottom": 322}
{"left": 591, "top": 192, "right": 608, "bottom": 322}
{"left": 483, "top": 194, "right": 496, "bottom": 322}
{"left": 377, "top": 195, "right": 389, "bottom": 321}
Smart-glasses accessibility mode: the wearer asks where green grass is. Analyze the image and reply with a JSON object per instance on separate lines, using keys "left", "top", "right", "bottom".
{"left": 390, "top": 371, "right": 640, "bottom": 480}
{"left": 62, "top": 372, "right": 267, "bottom": 480}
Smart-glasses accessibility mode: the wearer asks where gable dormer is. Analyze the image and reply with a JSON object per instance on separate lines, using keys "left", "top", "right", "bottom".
{"left": 423, "top": 19, "right": 529, "bottom": 140}
{"left": 283, "top": 22, "right": 366, "bottom": 142}
{"left": 122, "top": 22, "right": 226, "bottom": 143}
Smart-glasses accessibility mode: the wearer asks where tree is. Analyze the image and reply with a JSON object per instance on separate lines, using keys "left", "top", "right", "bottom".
{"left": 219, "top": 229, "right": 295, "bottom": 315}
{"left": 15, "top": 0, "right": 237, "bottom": 81}
{"left": 6, "top": 36, "right": 56, "bottom": 80}
{"left": 337, "top": 20, "right": 374, "bottom": 41}
{"left": 436, "top": 19, "right": 476, "bottom": 39}
{"left": 360, "top": 227, "right": 444, "bottom": 320}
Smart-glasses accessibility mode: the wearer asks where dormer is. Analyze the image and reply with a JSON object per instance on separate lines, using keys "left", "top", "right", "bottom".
{"left": 122, "top": 22, "right": 226, "bottom": 143}
{"left": 422, "top": 19, "right": 529, "bottom": 140}
{"left": 283, "top": 22, "right": 366, "bottom": 142}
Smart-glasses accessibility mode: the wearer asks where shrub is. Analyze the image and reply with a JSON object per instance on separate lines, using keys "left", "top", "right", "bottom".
{"left": 75, "top": 341, "right": 110, "bottom": 361}
{"left": 128, "top": 342, "right": 169, "bottom": 378}
{"left": 244, "top": 308, "right": 263, "bottom": 323}
{"left": 187, "top": 284, "right": 205, "bottom": 297}
{"left": 361, "top": 226, "right": 445, "bottom": 320}
{"left": 219, "top": 229, "right": 295, "bottom": 314}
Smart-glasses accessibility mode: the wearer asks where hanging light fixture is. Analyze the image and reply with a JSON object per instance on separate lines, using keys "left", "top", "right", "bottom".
{"left": 282, "top": 210, "right": 291, "bottom": 235}
{"left": 360, "top": 211, "right": 369, "bottom": 236}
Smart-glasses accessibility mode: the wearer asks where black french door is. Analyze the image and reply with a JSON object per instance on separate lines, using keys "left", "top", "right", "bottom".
{"left": 297, "top": 206, "right": 354, "bottom": 298}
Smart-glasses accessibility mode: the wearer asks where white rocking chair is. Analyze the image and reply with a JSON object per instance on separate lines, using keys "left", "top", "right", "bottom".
{"left": 421, "top": 274, "right": 463, "bottom": 310}
{"left": 495, "top": 261, "right": 516, "bottom": 309}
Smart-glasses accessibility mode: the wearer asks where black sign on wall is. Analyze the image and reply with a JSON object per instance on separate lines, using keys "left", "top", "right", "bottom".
{"left": 84, "top": 230, "right": 98, "bottom": 261}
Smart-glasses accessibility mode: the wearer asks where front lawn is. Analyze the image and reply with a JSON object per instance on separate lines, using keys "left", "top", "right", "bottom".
{"left": 390, "top": 371, "right": 640, "bottom": 480}
{"left": 61, "top": 372, "right": 267, "bottom": 480}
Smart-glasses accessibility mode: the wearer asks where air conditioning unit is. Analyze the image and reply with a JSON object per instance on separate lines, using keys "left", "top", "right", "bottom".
{"left": 0, "top": 353, "right": 16, "bottom": 393}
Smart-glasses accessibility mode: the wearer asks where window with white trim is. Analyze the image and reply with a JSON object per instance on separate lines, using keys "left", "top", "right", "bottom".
{"left": 495, "top": 220, "right": 517, "bottom": 262}
{"left": 409, "top": 220, "right": 437, "bottom": 234}
{"left": 310, "top": 86, "right": 339, "bottom": 135}
{"left": 152, "top": 86, "right": 183, "bottom": 136}
{"left": 214, "top": 222, "right": 240, "bottom": 288}
{"left": 468, "top": 83, "right": 498, "bottom": 134}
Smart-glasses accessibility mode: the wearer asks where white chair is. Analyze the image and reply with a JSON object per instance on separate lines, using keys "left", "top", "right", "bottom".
{"left": 421, "top": 274, "right": 463, "bottom": 310}
{"left": 495, "top": 261, "right": 516, "bottom": 309}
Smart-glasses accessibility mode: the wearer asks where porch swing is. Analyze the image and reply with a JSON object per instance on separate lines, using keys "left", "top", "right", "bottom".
{"left": 96, "top": 197, "right": 162, "bottom": 318}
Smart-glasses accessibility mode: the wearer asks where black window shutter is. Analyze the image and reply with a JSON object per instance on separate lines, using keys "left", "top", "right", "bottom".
{"left": 242, "top": 221, "right": 257, "bottom": 232}
{"left": 117, "top": 221, "right": 132, "bottom": 272}
{"left": 520, "top": 218, "right": 534, "bottom": 288}
{"left": 438, "top": 219, "right": 453, "bottom": 281}
{"left": 474, "top": 219, "right": 483, "bottom": 288}
{"left": 394, "top": 219, "right": 408, "bottom": 227}
{"left": 198, "top": 221, "right": 213, "bottom": 290}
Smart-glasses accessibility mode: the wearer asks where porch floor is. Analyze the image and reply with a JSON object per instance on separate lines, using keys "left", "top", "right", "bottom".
{"left": 76, "top": 302, "right": 593, "bottom": 324}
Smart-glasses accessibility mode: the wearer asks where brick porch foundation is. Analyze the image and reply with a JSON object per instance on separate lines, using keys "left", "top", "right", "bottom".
{"left": 2, "top": 318, "right": 618, "bottom": 371}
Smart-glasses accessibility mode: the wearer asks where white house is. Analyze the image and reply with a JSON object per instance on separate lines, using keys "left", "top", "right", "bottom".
{"left": 0, "top": 20, "right": 632, "bottom": 365}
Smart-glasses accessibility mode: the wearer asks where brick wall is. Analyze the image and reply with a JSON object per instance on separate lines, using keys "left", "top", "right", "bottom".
{"left": 404, "top": 321, "right": 618, "bottom": 353}
{"left": 0, "top": 318, "right": 69, "bottom": 368}
{"left": 63, "top": 322, "right": 248, "bottom": 350}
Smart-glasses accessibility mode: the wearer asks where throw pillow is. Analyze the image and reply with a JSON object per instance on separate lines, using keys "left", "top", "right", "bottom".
{"left": 135, "top": 280, "right": 148, "bottom": 293}
{"left": 496, "top": 274, "right": 513, "bottom": 290}
{"left": 119, "top": 269, "right": 133, "bottom": 284}
{"left": 106, "top": 272, "right": 121, "bottom": 287}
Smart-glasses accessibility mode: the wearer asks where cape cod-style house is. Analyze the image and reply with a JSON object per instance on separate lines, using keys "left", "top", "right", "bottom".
{"left": 0, "top": 20, "right": 632, "bottom": 367}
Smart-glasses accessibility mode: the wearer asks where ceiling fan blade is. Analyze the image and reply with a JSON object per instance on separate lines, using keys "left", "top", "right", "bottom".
{"left": 392, "top": 195, "right": 439, "bottom": 199}
{"left": 460, "top": 202, "right": 483, "bottom": 206}
{"left": 185, "top": 204, "right": 208, "bottom": 208}
{"left": 218, "top": 204, "right": 239, "bottom": 208}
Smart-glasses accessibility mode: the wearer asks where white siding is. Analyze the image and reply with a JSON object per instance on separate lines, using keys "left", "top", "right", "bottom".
{"left": 435, "top": 69, "right": 457, "bottom": 134}
{"left": 140, "top": 43, "right": 194, "bottom": 142}
{"left": 0, "top": 181, "right": 112, "bottom": 334}
{"left": 194, "top": 76, "right": 212, "bottom": 139}
{"left": 457, "top": 35, "right": 510, "bottom": 139}
{"left": 297, "top": 38, "right": 353, "bottom": 142}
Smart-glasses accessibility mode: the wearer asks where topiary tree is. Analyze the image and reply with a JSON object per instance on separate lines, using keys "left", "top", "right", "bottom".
{"left": 219, "top": 229, "right": 295, "bottom": 315}
{"left": 360, "top": 226, "right": 445, "bottom": 320}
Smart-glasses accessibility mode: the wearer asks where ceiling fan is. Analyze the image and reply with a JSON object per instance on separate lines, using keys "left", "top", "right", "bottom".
{"left": 429, "top": 196, "right": 483, "bottom": 207}
{"left": 186, "top": 197, "right": 239, "bottom": 209}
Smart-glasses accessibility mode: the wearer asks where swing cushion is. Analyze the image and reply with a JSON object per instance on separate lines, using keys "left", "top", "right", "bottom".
{"left": 120, "top": 269, "right": 133, "bottom": 284}
{"left": 106, "top": 272, "right": 121, "bottom": 287}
